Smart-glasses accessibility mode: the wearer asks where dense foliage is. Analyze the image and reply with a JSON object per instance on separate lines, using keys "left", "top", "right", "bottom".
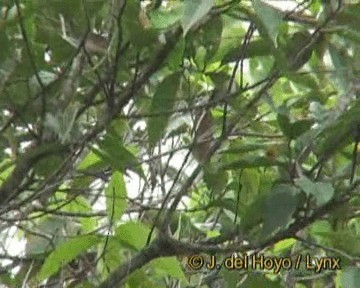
{"left": 0, "top": 0, "right": 359, "bottom": 287}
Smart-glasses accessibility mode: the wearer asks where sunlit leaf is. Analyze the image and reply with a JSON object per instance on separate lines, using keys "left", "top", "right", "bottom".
{"left": 98, "top": 238, "right": 123, "bottom": 276}
{"left": 37, "top": 235, "right": 101, "bottom": 281}
{"left": 273, "top": 238, "right": 296, "bottom": 253}
{"left": 115, "top": 222, "right": 151, "bottom": 251}
{"left": 105, "top": 171, "right": 127, "bottom": 223}
{"left": 150, "top": 257, "right": 188, "bottom": 283}
{"left": 77, "top": 150, "right": 104, "bottom": 171}
{"left": 0, "top": 160, "right": 15, "bottom": 186}
{"left": 61, "top": 196, "right": 97, "bottom": 233}
{"left": 240, "top": 169, "right": 260, "bottom": 196}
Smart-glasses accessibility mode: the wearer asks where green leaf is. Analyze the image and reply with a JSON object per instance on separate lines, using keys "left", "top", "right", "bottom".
{"left": 194, "top": 46, "right": 206, "bottom": 71}
{"left": 222, "top": 268, "right": 243, "bottom": 287}
{"left": 262, "top": 184, "right": 298, "bottom": 237}
{"left": 77, "top": 150, "right": 104, "bottom": 171}
{"left": 341, "top": 266, "right": 360, "bottom": 288}
{"left": 236, "top": 169, "right": 261, "bottom": 207}
{"left": 339, "top": 29, "right": 360, "bottom": 45}
{"left": 203, "top": 167, "right": 228, "bottom": 194}
{"left": 316, "top": 99, "right": 360, "bottom": 158}
{"left": 62, "top": 196, "right": 96, "bottom": 233}
{"left": 241, "top": 169, "right": 260, "bottom": 196}
{"left": 150, "top": 257, "right": 188, "bottom": 283}
{"left": 212, "top": 15, "right": 245, "bottom": 63}
{"left": 198, "top": 15, "right": 223, "bottom": 63}
{"left": 273, "top": 238, "right": 297, "bottom": 253}
{"left": 122, "top": 1, "right": 157, "bottom": 48}
{"left": 334, "top": 4, "right": 360, "bottom": 33}
{"left": 240, "top": 193, "right": 266, "bottom": 232}
{"left": 329, "top": 43, "right": 352, "bottom": 92}
{"left": 126, "top": 269, "right": 157, "bottom": 288}
{"left": 277, "top": 113, "right": 292, "bottom": 138}
{"left": 223, "top": 140, "right": 270, "bottom": 154}
{"left": 25, "top": 217, "right": 67, "bottom": 255}
{"left": 105, "top": 171, "right": 127, "bottom": 223}
{"left": 330, "top": 230, "right": 360, "bottom": 255}
{"left": 99, "top": 238, "right": 123, "bottom": 276}
{"left": 167, "top": 37, "right": 185, "bottom": 70}
{"left": 288, "top": 73, "right": 319, "bottom": 90}
{"left": 115, "top": 221, "right": 151, "bottom": 251}
{"left": 37, "top": 235, "right": 101, "bottom": 281}
{"left": 0, "top": 160, "right": 14, "bottom": 186}
{"left": 289, "top": 119, "right": 313, "bottom": 139}
{"left": 222, "top": 156, "right": 283, "bottom": 170}
{"left": 93, "top": 134, "right": 144, "bottom": 177}
{"left": 34, "top": 154, "right": 64, "bottom": 178}
{"left": 283, "top": 31, "right": 314, "bottom": 72}
{"left": 182, "top": 0, "right": 213, "bottom": 36}
{"left": 221, "top": 38, "right": 272, "bottom": 64}
{"left": 6, "top": 80, "right": 29, "bottom": 107}
{"left": 253, "top": 0, "right": 282, "bottom": 46}
{"left": 242, "top": 273, "right": 280, "bottom": 288}
{"left": 0, "top": 33, "right": 10, "bottom": 61}
{"left": 308, "top": 220, "right": 332, "bottom": 243}
{"left": 278, "top": 111, "right": 313, "bottom": 139}
{"left": 148, "top": 73, "right": 181, "bottom": 146}
{"left": 295, "top": 176, "right": 334, "bottom": 205}
{"left": 149, "top": 4, "right": 183, "bottom": 29}
{"left": 210, "top": 198, "right": 237, "bottom": 212}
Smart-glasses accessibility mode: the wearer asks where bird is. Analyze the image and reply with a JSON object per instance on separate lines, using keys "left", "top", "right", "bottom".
{"left": 84, "top": 32, "right": 108, "bottom": 55}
